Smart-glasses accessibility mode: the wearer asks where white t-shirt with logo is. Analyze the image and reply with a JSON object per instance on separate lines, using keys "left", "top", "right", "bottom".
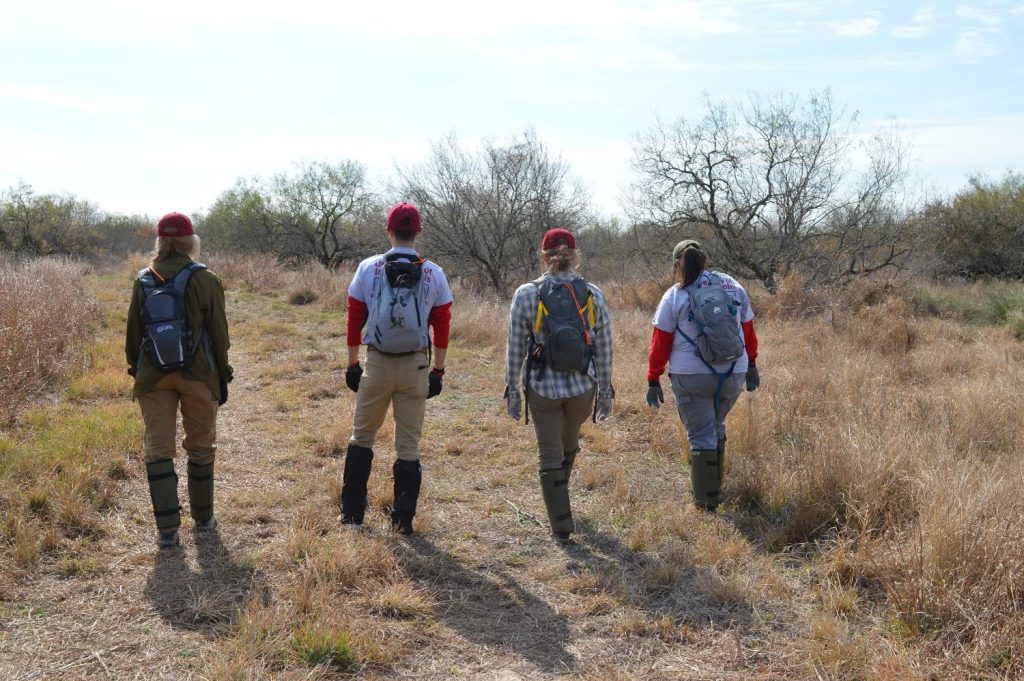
{"left": 651, "top": 270, "right": 754, "bottom": 375}
{"left": 348, "top": 246, "right": 453, "bottom": 347}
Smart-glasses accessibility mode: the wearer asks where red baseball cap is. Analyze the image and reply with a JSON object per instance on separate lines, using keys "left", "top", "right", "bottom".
{"left": 541, "top": 228, "right": 575, "bottom": 250}
{"left": 157, "top": 212, "right": 194, "bottom": 237}
{"left": 386, "top": 203, "right": 421, "bottom": 233}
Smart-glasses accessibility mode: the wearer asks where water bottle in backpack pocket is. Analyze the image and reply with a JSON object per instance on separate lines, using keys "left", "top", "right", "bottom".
{"left": 138, "top": 263, "right": 207, "bottom": 372}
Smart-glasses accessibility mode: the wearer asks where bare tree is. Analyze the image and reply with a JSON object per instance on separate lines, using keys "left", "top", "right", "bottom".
{"left": 628, "top": 90, "right": 913, "bottom": 292}
{"left": 397, "top": 131, "right": 590, "bottom": 291}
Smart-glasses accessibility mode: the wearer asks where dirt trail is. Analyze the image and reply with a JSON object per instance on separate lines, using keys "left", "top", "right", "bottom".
{"left": 3, "top": 339, "right": 303, "bottom": 680}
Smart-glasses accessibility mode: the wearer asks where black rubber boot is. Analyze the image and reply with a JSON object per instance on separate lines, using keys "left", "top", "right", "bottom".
{"left": 146, "top": 460, "right": 181, "bottom": 548}
{"left": 341, "top": 444, "right": 374, "bottom": 525}
{"left": 562, "top": 447, "right": 579, "bottom": 481}
{"left": 539, "top": 467, "right": 574, "bottom": 545}
{"left": 391, "top": 459, "right": 422, "bottom": 535}
{"left": 187, "top": 460, "right": 215, "bottom": 527}
{"left": 690, "top": 449, "right": 721, "bottom": 512}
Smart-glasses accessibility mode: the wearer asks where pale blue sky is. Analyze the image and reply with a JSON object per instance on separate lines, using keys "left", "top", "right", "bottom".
{"left": 2, "top": 0, "right": 1022, "bottom": 217}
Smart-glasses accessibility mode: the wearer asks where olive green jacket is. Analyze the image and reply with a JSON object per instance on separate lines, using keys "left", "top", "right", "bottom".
{"left": 125, "top": 254, "right": 233, "bottom": 400}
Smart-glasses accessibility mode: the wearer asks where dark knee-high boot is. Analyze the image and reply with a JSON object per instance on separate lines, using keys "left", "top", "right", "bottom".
{"left": 341, "top": 444, "right": 374, "bottom": 525}
{"left": 690, "top": 449, "right": 721, "bottom": 512}
{"left": 391, "top": 459, "right": 422, "bottom": 535}
{"left": 187, "top": 460, "right": 216, "bottom": 530}
{"left": 146, "top": 460, "right": 181, "bottom": 549}
{"left": 539, "top": 467, "right": 574, "bottom": 545}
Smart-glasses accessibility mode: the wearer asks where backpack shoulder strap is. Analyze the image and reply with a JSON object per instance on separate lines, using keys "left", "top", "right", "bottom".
{"left": 172, "top": 262, "right": 206, "bottom": 295}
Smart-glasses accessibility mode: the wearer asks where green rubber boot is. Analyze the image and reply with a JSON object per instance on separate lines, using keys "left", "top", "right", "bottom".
{"left": 562, "top": 447, "right": 579, "bottom": 481}
{"left": 539, "top": 467, "right": 574, "bottom": 545}
{"left": 690, "top": 449, "right": 721, "bottom": 512}
{"left": 146, "top": 460, "right": 181, "bottom": 547}
{"left": 187, "top": 461, "right": 215, "bottom": 529}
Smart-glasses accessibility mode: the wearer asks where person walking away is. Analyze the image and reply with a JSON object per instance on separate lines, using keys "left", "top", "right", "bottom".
{"left": 341, "top": 202, "right": 452, "bottom": 535}
{"left": 126, "top": 212, "right": 233, "bottom": 549}
{"left": 646, "top": 239, "right": 760, "bottom": 512}
{"left": 504, "top": 228, "right": 615, "bottom": 545}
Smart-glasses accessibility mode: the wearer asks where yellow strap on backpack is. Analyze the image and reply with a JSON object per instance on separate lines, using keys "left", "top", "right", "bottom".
{"left": 533, "top": 301, "right": 547, "bottom": 334}
{"left": 585, "top": 296, "right": 595, "bottom": 327}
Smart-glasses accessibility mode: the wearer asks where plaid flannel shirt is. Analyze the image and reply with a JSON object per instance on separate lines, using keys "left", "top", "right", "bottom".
{"left": 504, "top": 272, "right": 614, "bottom": 401}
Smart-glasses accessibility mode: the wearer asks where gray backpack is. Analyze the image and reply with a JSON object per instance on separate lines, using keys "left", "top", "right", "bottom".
{"left": 367, "top": 253, "right": 429, "bottom": 353}
{"left": 678, "top": 273, "right": 744, "bottom": 366}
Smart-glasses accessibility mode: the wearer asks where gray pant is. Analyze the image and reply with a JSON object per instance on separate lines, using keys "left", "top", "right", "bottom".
{"left": 527, "top": 387, "right": 596, "bottom": 469}
{"left": 669, "top": 373, "right": 745, "bottom": 451}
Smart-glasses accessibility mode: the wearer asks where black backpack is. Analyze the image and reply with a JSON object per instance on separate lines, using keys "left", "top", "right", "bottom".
{"left": 531, "top": 276, "right": 594, "bottom": 374}
{"left": 137, "top": 263, "right": 207, "bottom": 372}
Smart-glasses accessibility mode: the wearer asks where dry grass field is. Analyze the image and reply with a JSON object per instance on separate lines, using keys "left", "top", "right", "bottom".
{"left": 1, "top": 254, "right": 1023, "bottom": 680}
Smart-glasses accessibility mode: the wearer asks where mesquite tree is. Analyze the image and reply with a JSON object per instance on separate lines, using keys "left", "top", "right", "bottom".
{"left": 628, "top": 90, "right": 914, "bottom": 292}
{"left": 397, "top": 131, "right": 589, "bottom": 291}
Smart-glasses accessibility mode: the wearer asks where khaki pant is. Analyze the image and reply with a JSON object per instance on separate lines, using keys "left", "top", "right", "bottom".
{"left": 139, "top": 372, "right": 219, "bottom": 465}
{"left": 349, "top": 350, "right": 430, "bottom": 461}
{"left": 527, "top": 386, "right": 595, "bottom": 469}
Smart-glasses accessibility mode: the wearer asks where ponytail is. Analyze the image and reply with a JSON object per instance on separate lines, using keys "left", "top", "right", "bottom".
{"left": 676, "top": 246, "right": 707, "bottom": 288}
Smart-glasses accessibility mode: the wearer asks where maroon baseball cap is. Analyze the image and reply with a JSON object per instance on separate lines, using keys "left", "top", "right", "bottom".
{"left": 157, "top": 212, "right": 194, "bottom": 237}
{"left": 541, "top": 228, "right": 575, "bottom": 250}
{"left": 386, "top": 202, "right": 421, "bottom": 233}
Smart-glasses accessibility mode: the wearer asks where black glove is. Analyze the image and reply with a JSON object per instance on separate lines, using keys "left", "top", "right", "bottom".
{"left": 427, "top": 367, "right": 444, "bottom": 399}
{"left": 746, "top": 363, "right": 760, "bottom": 392}
{"left": 346, "top": 363, "right": 363, "bottom": 393}
{"left": 218, "top": 379, "right": 229, "bottom": 406}
{"left": 646, "top": 380, "right": 664, "bottom": 409}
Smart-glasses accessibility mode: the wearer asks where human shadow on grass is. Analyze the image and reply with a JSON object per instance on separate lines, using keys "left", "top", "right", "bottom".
{"left": 396, "top": 536, "right": 577, "bottom": 674}
{"left": 564, "top": 518, "right": 754, "bottom": 632}
{"left": 144, "top": 527, "right": 263, "bottom": 633}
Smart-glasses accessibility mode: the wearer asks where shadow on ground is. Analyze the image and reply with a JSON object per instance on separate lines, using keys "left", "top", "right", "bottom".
{"left": 568, "top": 518, "right": 755, "bottom": 631}
{"left": 144, "top": 528, "right": 263, "bottom": 633}
{"left": 397, "top": 536, "right": 577, "bottom": 674}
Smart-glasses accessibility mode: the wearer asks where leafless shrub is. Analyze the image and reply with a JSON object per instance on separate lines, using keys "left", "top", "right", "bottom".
{"left": 0, "top": 258, "right": 98, "bottom": 422}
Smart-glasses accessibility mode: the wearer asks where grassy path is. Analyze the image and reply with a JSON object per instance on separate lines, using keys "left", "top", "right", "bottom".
{"left": 3, "top": 266, "right": 913, "bottom": 680}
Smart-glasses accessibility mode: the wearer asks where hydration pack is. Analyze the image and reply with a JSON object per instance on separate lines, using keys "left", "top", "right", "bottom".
{"left": 681, "top": 273, "right": 744, "bottom": 365}
{"left": 137, "top": 263, "right": 207, "bottom": 372}
{"left": 367, "top": 252, "right": 428, "bottom": 353}
{"left": 530, "top": 276, "right": 595, "bottom": 373}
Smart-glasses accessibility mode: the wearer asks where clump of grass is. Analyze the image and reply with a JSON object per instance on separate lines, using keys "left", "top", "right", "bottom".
{"left": 291, "top": 626, "right": 358, "bottom": 670}
{"left": 287, "top": 287, "right": 318, "bottom": 305}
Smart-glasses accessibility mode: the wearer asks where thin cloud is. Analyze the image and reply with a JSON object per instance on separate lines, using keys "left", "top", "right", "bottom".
{"left": 954, "top": 29, "right": 999, "bottom": 59}
{"left": 892, "top": 7, "right": 936, "bottom": 38}
{"left": 0, "top": 82, "right": 115, "bottom": 115}
{"left": 954, "top": 5, "right": 1003, "bottom": 26}
{"left": 829, "top": 15, "right": 881, "bottom": 38}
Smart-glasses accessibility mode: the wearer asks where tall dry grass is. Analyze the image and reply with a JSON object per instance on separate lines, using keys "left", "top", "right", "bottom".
{"left": 416, "top": 265, "right": 1024, "bottom": 674}
{"left": 0, "top": 258, "right": 100, "bottom": 423}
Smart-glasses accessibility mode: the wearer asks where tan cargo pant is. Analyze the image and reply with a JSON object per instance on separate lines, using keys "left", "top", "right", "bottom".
{"left": 138, "top": 372, "right": 219, "bottom": 465}
{"left": 349, "top": 350, "right": 430, "bottom": 461}
{"left": 527, "top": 386, "right": 596, "bottom": 469}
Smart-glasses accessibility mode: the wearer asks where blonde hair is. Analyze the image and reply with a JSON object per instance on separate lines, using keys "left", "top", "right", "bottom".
{"left": 541, "top": 245, "right": 580, "bottom": 273}
{"left": 151, "top": 235, "right": 200, "bottom": 267}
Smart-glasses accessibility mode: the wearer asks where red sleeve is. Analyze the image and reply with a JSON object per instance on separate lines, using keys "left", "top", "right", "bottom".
{"left": 428, "top": 301, "right": 452, "bottom": 350}
{"left": 346, "top": 296, "right": 369, "bottom": 348}
{"left": 647, "top": 327, "right": 674, "bottom": 383}
{"left": 742, "top": 319, "right": 758, "bottom": 364}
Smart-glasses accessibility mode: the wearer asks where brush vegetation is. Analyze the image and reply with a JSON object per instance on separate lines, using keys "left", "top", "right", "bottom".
{"left": 1, "top": 254, "right": 1022, "bottom": 679}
